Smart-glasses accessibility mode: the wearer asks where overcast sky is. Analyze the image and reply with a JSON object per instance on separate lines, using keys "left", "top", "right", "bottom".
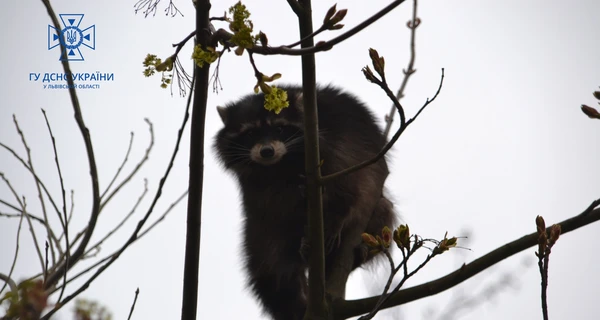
{"left": 1, "top": 0, "right": 600, "bottom": 319}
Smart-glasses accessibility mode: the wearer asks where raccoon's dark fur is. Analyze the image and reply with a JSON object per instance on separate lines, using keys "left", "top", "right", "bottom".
{"left": 214, "top": 85, "right": 396, "bottom": 320}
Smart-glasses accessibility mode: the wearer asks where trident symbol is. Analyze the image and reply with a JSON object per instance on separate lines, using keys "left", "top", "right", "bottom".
{"left": 66, "top": 29, "right": 77, "bottom": 44}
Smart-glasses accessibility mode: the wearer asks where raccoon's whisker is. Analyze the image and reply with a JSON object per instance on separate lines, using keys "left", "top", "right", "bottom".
{"left": 285, "top": 136, "right": 304, "bottom": 147}
{"left": 220, "top": 150, "right": 251, "bottom": 155}
{"left": 225, "top": 156, "right": 251, "bottom": 167}
{"left": 283, "top": 130, "right": 304, "bottom": 144}
{"left": 220, "top": 138, "right": 251, "bottom": 149}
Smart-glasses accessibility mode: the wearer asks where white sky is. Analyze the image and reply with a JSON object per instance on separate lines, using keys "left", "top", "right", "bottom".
{"left": 1, "top": 0, "right": 600, "bottom": 319}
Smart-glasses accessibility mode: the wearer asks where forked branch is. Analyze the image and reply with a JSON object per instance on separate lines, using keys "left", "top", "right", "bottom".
{"left": 321, "top": 68, "right": 445, "bottom": 184}
{"left": 41, "top": 0, "right": 102, "bottom": 290}
{"left": 334, "top": 199, "right": 600, "bottom": 319}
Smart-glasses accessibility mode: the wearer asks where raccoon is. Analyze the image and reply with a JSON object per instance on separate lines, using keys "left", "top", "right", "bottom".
{"left": 214, "top": 85, "right": 396, "bottom": 320}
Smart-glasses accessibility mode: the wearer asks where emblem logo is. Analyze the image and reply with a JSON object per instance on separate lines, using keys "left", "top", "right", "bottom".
{"left": 48, "top": 14, "right": 96, "bottom": 61}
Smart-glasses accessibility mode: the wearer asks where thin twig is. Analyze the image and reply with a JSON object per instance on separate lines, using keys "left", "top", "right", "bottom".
{"left": 41, "top": 0, "right": 102, "bottom": 291}
{"left": 172, "top": 31, "right": 196, "bottom": 57}
{"left": 139, "top": 189, "right": 188, "bottom": 238}
{"left": 232, "top": 0, "right": 407, "bottom": 56}
{"left": 383, "top": 0, "right": 419, "bottom": 138}
{"left": 127, "top": 288, "right": 140, "bottom": 320}
{"left": 0, "top": 200, "right": 25, "bottom": 297}
{"left": 285, "top": 24, "right": 327, "bottom": 49}
{"left": 86, "top": 179, "right": 149, "bottom": 257}
{"left": 44, "top": 241, "right": 49, "bottom": 286}
{"left": 361, "top": 241, "right": 420, "bottom": 319}
{"left": 0, "top": 199, "right": 21, "bottom": 212}
{"left": 336, "top": 199, "right": 600, "bottom": 319}
{"left": 67, "top": 189, "right": 75, "bottom": 227}
{"left": 12, "top": 115, "right": 61, "bottom": 260}
{"left": 41, "top": 72, "right": 196, "bottom": 320}
{"left": 100, "top": 119, "right": 154, "bottom": 212}
{"left": 50, "top": 188, "right": 187, "bottom": 294}
{"left": 539, "top": 249, "right": 550, "bottom": 320}
{"left": 101, "top": 132, "right": 134, "bottom": 200}
{"left": 1, "top": 173, "right": 45, "bottom": 272}
{"left": 41, "top": 109, "right": 71, "bottom": 305}
{"left": 321, "top": 68, "right": 444, "bottom": 184}
{"left": 0, "top": 142, "right": 64, "bottom": 226}
{"left": 0, "top": 210, "right": 45, "bottom": 224}
{"left": 0, "top": 273, "right": 18, "bottom": 295}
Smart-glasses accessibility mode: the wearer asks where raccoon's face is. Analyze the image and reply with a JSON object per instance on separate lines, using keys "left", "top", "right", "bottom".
{"left": 214, "top": 95, "right": 305, "bottom": 171}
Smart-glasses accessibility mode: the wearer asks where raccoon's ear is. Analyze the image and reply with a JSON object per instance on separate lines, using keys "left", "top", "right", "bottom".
{"left": 216, "top": 106, "right": 228, "bottom": 125}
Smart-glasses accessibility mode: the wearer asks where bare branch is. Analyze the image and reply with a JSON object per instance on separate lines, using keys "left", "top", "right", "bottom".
{"left": 205, "top": 0, "right": 407, "bottom": 56}
{"left": 127, "top": 288, "right": 140, "bottom": 320}
{"left": 139, "top": 189, "right": 188, "bottom": 238}
{"left": 44, "top": 241, "right": 49, "bottom": 285}
{"left": 1, "top": 174, "right": 45, "bottom": 273}
{"left": 67, "top": 189, "right": 75, "bottom": 227}
{"left": 50, "top": 189, "right": 187, "bottom": 295}
{"left": 180, "top": 1, "right": 212, "bottom": 318}
{"left": 535, "top": 217, "right": 561, "bottom": 320}
{"left": 41, "top": 71, "right": 196, "bottom": 320}
{"left": 12, "top": 115, "right": 61, "bottom": 260}
{"left": 0, "top": 201, "right": 25, "bottom": 297}
{"left": 0, "top": 273, "right": 18, "bottom": 296}
{"left": 134, "top": 0, "right": 182, "bottom": 18}
{"left": 86, "top": 179, "right": 149, "bottom": 258}
{"left": 41, "top": 109, "right": 71, "bottom": 305}
{"left": 41, "top": 0, "right": 102, "bottom": 291}
{"left": 264, "top": 0, "right": 405, "bottom": 55}
{"left": 0, "top": 210, "right": 45, "bottom": 225}
{"left": 100, "top": 119, "right": 154, "bottom": 212}
{"left": 383, "top": 0, "right": 419, "bottom": 138}
{"left": 335, "top": 198, "right": 600, "bottom": 319}
{"left": 0, "top": 141, "right": 65, "bottom": 227}
{"left": 321, "top": 68, "right": 444, "bottom": 184}
{"left": 295, "top": 1, "right": 328, "bottom": 318}
{"left": 286, "top": 0, "right": 303, "bottom": 17}
{"left": 101, "top": 131, "right": 134, "bottom": 200}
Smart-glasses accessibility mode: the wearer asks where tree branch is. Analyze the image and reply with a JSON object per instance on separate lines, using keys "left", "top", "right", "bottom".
{"left": 334, "top": 199, "right": 600, "bottom": 319}
{"left": 41, "top": 0, "right": 102, "bottom": 290}
{"left": 207, "top": 0, "right": 406, "bottom": 57}
{"left": 100, "top": 131, "right": 134, "bottom": 200}
{"left": 181, "top": 1, "right": 210, "bottom": 318}
{"left": 383, "top": 0, "right": 419, "bottom": 138}
{"left": 0, "top": 210, "right": 45, "bottom": 225}
{"left": 41, "top": 70, "right": 194, "bottom": 319}
{"left": 0, "top": 141, "right": 64, "bottom": 230}
{"left": 85, "top": 179, "right": 149, "bottom": 258}
{"left": 321, "top": 68, "right": 444, "bottom": 184}
{"left": 296, "top": 0, "right": 328, "bottom": 319}
{"left": 0, "top": 201, "right": 24, "bottom": 297}
{"left": 41, "top": 109, "right": 71, "bottom": 305}
{"left": 12, "top": 114, "right": 61, "bottom": 262}
{"left": 127, "top": 288, "right": 140, "bottom": 320}
{"left": 100, "top": 119, "right": 154, "bottom": 212}
{"left": 286, "top": 0, "right": 303, "bottom": 17}
{"left": 0, "top": 272, "right": 18, "bottom": 296}
{"left": 48, "top": 190, "right": 187, "bottom": 295}
{"left": 1, "top": 174, "right": 45, "bottom": 273}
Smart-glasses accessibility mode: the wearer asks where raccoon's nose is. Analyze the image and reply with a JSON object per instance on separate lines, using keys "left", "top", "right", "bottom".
{"left": 260, "top": 146, "right": 275, "bottom": 159}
